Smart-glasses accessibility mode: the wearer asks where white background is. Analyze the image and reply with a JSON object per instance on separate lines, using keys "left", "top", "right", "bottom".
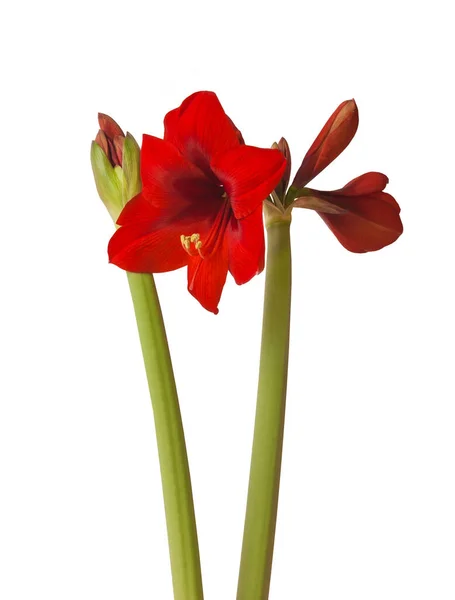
{"left": 1, "top": 1, "right": 454, "bottom": 598}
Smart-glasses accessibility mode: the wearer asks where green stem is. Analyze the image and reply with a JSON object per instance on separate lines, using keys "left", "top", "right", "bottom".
{"left": 126, "top": 272, "right": 204, "bottom": 600}
{"left": 236, "top": 218, "right": 292, "bottom": 600}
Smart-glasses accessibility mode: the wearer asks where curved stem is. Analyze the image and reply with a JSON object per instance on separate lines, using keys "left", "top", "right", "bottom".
{"left": 237, "top": 220, "right": 292, "bottom": 600}
{"left": 127, "top": 272, "right": 204, "bottom": 600}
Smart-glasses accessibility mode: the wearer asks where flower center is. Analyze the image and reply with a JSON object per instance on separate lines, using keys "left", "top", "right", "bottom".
{"left": 180, "top": 197, "right": 232, "bottom": 260}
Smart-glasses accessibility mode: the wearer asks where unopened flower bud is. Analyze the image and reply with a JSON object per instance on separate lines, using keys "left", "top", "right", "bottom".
{"left": 292, "top": 99, "right": 358, "bottom": 189}
{"left": 273, "top": 137, "right": 291, "bottom": 202}
{"left": 91, "top": 114, "right": 141, "bottom": 222}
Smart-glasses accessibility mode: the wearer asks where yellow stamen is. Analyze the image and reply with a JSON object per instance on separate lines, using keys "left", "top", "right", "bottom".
{"left": 181, "top": 233, "right": 204, "bottom": 257}
{"left": 180, "top": 234, "right": 191, "bottom": 251}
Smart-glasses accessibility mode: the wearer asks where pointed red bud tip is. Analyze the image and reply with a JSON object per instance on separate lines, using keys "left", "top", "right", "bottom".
{"left": 278, "top": 137, "right": 291, "bottom": 160}
{"left": 94, "top": 113, "right": 126, "bottom": 167}
{"left": 274, "top": 137, "right": 292, "bottom": 202}
{"left": 292, "top": 99, "right": 359, "bottom": 189}
{"left": 91, "top": 115, "right": 141, "bottom": 222}
{"left": 95, "top": 129, "right": 109, "bottom": 157}
{"left": 98, "top": 113, "right": 124, "bottom": 140}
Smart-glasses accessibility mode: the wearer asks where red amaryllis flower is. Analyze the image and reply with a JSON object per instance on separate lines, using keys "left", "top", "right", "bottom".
{"left": 108, "top": 92, "right": 286, "bottom": 313}
{"left": 287, "top": 100, "right": 403, "bottom": 252}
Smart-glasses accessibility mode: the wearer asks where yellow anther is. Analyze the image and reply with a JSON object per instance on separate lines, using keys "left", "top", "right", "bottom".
{"left": 180, "top": 234, "right": 191, "bottom": 251}
{"left": 181, "top": 232, "right": 204, "bottom": 257}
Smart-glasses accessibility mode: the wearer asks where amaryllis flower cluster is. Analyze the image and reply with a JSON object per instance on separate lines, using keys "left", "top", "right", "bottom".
{"left": 102, "top": 92, "right": 403, "bottom": 314}
{"left": 90, "top": 93, "right": 404, "bottom": 600}
{"left": 108, "top": 92, "right": 286, "bottom": 313}
{"left": 272, "top": 100, "right": 403, "bottom": 252}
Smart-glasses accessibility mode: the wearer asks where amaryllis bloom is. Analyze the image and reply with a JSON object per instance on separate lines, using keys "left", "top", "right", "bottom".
{"left": 108, "top": 91, "right": 286, "bottom": 313}
{"left": 283, "top": 100, "right": 403, "bottom": 252}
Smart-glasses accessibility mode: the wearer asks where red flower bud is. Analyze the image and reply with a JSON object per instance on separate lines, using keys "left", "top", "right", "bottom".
{"left": 95, "top": 113, "right": 125, "bottom": 167}
{"left": 274, "top": 137, "right": 291, "bottom": 201}
{"left": 91, "top": 114, "right": 141, "bottom": 222}
{"left": 292, "top": 100, "right": 358, "bottom": 188}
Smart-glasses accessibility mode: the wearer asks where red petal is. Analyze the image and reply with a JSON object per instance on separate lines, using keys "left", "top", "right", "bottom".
{"left": 227, "top": 207, "right": 265, "bottom": 285}
{"left": 211, "top": 145, "right": 286, "bottom": 219}
{"left": 163, "top": 91, "right": 240, "bottom": 176}
{"left": 117, "top": 190, "right": 203, "bottom": 229}
{"left": 197, "top": 200, "right": 232, "bottom": 257}
{"left": 98, "top": 113, "right": 124, "bottom": 140}
{"left": 226, "top": 115, "right": 245, "bottom": 144}
{"left": 108, "top": 220, "right": 189, "bottom": 273}
{"left": 292, "top": 100, "right": 359, "bottom": 188}
{"left": 95, "top": 130, "right": 109, "bottom": 157}
{"left": 376, "top": 191, "right": 401, "bottom": 211}
{"left": 317, "top": 191, "right": 403, "bottom": 252}
{"left": 187, "top": 236, "right": 229, "bottom": 314}
{"left": 163, "top": 105, "right": 180, "bottom": 147}
{"left": 139, "top": 134, "right": 222, "bottom": 216}
{"left": 331, "top": 172, "right": 389, "bottom": 196}
{"left": 113, "top": 135, "right": 124, "bottom": 167}
{"left": 116, "top": 192, "right": 160, "bottom": 226}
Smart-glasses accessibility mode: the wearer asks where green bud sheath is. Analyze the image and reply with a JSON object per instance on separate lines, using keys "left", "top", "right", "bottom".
{"left": 90, "top": 141, "right": 123, "bottom": 221}
{"left": 122, "top": 132, "right": 142, "bottom": 202}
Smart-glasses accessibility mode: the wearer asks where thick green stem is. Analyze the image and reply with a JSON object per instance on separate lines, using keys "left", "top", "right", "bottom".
{"left": 127, "top": 272, "right": 204, "bottom": 600}
{"left": 236, "top": 219, "right": 292, "bottom": 600}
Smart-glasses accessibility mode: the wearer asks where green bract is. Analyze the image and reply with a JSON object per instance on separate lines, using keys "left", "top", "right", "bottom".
{"left": 90, "top": 131, "right": 140, "bottom": 222}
